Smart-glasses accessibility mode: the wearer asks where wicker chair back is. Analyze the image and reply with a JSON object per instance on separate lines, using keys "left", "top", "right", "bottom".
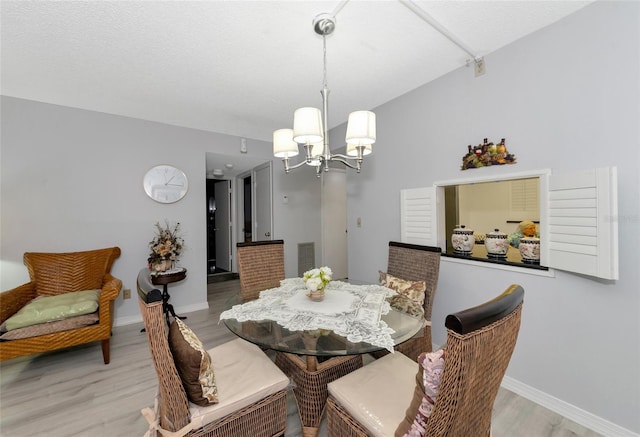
{"left": 137, "top": 277, "right": 191, "bottom": 433}
{"left": 425, "top": 284, "right": 524, "bottom": 436}
{"left": 375, "top": 241, "right": 441, "bottom": 360}
{"left": 25, "top": 247, "right": 120, "bottom": 296}
{"left": 236, "top": 240, "right": 285, "bottom": 301}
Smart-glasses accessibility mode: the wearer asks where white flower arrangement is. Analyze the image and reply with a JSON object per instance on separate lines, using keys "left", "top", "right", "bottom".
{"left": 303, "top": 266, "right": 332, "bottom": 291}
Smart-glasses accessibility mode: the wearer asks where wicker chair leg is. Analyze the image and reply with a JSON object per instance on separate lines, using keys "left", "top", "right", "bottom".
{"left": 101, "top": 339, "right": 110, "bottom": 364}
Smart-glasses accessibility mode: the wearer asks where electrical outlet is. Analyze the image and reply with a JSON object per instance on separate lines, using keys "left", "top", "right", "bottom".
{"left": 123, "top": 288, "right": 131, "bottom": 300}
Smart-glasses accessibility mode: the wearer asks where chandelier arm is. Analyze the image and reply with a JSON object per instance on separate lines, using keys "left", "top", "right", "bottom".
{"left": 282, "top": 158, "right": 312, "bottom": 173}
{"left": 326, "top": 155, "right": 362, "bottom": 172}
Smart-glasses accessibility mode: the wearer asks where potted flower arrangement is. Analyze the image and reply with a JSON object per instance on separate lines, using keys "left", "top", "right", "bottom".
{"left": 148, "top": 221, "right": 184, "bottom": 273}
{"left": 303, "top": 266, "right": 332, "bottom": 301}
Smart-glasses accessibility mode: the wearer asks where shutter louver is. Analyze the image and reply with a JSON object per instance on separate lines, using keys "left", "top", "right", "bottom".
{"left": 547, "top": 167, "right": 618, "bottom": 280}
{"left": 401, "top": 187, "right": 437, "bottom": 246}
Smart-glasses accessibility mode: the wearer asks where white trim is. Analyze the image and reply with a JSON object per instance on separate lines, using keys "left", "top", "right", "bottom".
{"left": 501, "top": 376, "right": 639, "bottom": 437}
{"left": 434, "top": 168, "right": 552, "bottom": 187}
{"left": 440, "top": 256, "right": 555, "bottom": 277}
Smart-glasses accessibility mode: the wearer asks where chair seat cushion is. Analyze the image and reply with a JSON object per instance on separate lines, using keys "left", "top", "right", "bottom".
{"left": 3, "top": 289, "right": 100, "bottom": 331}
{"left": 328, "top": 352, "right": 417, "bottom": 437}
{"left": 188, "top": 338, "right": 289, "bottom": 429}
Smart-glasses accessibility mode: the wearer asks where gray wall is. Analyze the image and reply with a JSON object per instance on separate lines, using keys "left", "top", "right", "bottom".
{"left": 0, "top": 98, "right": 323, "bottom": 324}
{"left": 1, "top": 1, "right": 638, "bottom": 434}
{"left": 340, "top": 1, "right": 639, "bottom": 434}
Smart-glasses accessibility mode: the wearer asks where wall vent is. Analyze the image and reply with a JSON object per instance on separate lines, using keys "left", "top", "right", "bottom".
{"left": 298, "top": 242, "right": 315, "bottom": 276}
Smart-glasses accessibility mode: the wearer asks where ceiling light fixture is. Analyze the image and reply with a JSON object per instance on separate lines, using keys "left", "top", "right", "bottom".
{"left": 273, "top": 13, "right": 376, "bottom": 177}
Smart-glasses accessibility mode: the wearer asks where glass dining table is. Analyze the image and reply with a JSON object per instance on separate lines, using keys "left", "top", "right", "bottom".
{"left": 220, "top": 278, "right": 425, "bottom": 437}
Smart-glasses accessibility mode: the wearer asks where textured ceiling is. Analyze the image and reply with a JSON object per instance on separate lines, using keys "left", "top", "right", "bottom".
{"left": 2, "top": 0, "right": 593, "bottom": 146}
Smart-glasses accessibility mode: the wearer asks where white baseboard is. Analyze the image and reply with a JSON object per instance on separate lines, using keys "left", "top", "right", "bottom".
{"left": 114, "top": 301, "right": 210, "bottom": 327}
{"left": 501, "top": 376, "right": 638, "bottom": 437}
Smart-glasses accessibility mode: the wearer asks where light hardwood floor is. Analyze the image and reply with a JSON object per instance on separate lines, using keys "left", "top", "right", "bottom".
{"left": 0, "top": 279, "right": 601, "bottom": 437}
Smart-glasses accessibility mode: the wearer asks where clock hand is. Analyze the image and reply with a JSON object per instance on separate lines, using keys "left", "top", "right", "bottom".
{"left": 165, "top": 176, "right": 175, "bottom": 185}
{"left": 166, "top": 183, "right": 184, "bottom": 187}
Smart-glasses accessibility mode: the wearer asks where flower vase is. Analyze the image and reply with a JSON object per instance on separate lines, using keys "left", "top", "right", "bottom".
{"left": 307, "top": 286, "right": 325, "bottom": 302}
{"left": 153, "top": 259, "right": 170, "bottom": 273}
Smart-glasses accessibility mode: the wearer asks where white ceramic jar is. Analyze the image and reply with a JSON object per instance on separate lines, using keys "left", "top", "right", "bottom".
{"left": 519, "top": 237, "right": 540, "bottom": 262}
{"left": 451, "top": 225, "right": 475, "bottom": 253}
{"left": 485, "top": 228, "right": 508, "bottom": 257}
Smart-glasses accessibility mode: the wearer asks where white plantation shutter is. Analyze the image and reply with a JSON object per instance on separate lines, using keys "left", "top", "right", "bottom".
{"left": 546, "top": 167, "right": 618, "bottom": 280}
{"left": 401, "top": 186, "right": 437, "bottom": 246}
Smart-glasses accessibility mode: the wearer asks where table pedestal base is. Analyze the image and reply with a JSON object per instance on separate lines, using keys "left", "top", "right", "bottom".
{"left": 275, "top": 352, "right": 362, "bottom": 437}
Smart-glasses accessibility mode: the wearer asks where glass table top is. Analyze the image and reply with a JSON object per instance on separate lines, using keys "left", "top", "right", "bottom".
{"left": 221, "top": 289, "right": 424, "bottom": 357}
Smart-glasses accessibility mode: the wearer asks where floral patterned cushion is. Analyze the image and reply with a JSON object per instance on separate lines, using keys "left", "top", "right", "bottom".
{"left": 379, "top": 271, "right": 426, "bottom": 317}
{"left": 168, "top": 319, "right": 218, "bottom": 406}
{"left": 396, "top": 349, "right": 445, "bottom": 437}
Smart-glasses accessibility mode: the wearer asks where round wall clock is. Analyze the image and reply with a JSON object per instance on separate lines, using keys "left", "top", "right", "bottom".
{"left": 143, "top": 165, "right": 189, "bottom": 203}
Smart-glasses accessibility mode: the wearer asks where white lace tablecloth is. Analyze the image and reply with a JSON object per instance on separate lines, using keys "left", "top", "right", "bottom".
{"left": 219, "top": 278, "right": 398, "bottom": 352}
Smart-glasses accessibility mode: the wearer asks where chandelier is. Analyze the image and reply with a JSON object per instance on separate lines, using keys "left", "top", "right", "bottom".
{"left": 273, "top": 13, "right": 376, "bottom": 176}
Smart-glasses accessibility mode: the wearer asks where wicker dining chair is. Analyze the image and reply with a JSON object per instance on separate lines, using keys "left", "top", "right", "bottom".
{"left": 326, "top": 284, "right": 525, "bottom": 437}
{"left": 372, "top": 241, "right": 441, "bottom": 361}
{"left": 236, "top": 240, "right": 285, "bottom": 301}
{"left": 137, "top": 272, "right": 289, "bottom": 437}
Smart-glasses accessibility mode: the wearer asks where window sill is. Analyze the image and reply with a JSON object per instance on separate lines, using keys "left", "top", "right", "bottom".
{"left": 441, "top": 246, "right": 555, "bottom": 277}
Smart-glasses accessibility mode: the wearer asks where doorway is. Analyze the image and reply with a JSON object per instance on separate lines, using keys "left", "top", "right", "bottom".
{"left": 205, "top": 152, "right": 273, "bottom": 282}
{"left": 206, "top": 178, "right": 231, "bottom": 275}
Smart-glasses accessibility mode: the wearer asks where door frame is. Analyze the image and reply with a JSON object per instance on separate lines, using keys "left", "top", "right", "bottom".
{"left": 235, "top": 161, "right": 273, "bottom": 272}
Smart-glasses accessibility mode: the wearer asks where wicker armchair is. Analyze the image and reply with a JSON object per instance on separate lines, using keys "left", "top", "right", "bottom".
{"left": 372, "top": 241, "right": 441, "bottom": 361}
{"left": 236, "top": 240, "right": 285, "bottom": 301}
{"left": 0, "top": 247, "right": 122, "bottom": 364}
{"left": 326, "top": 284, "right": 524, "bottom": 437}
{"left": 137, "top": 272, "right": 289, "bottom": 437}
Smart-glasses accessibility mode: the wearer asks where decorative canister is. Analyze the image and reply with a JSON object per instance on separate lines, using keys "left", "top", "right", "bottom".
{"left": 519, "top": 237, "right": 540, "bottom": 263}
{"left": 485, "top": 228, "right": 508, "bottom": 258}
{"left": 451, "top": 225, "right": 475, "bottom": 253}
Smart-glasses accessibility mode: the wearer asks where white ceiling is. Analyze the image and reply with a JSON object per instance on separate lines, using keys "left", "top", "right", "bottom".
{"left": 2, "top": 0, "right": 593, "bottom": 147}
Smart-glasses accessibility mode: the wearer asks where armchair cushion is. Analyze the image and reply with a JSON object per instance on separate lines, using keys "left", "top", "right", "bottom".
{"left": 0, "top": 312, "right": 99, "bottom": 341}
{"left": 169, "top": 318, "right": 219, "bottom": 406}
{"left": 2, "top": 289, "right": 100, "bottom": 331}
{"left": 396, "top": 349, "right": 445, "bottom": 437}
